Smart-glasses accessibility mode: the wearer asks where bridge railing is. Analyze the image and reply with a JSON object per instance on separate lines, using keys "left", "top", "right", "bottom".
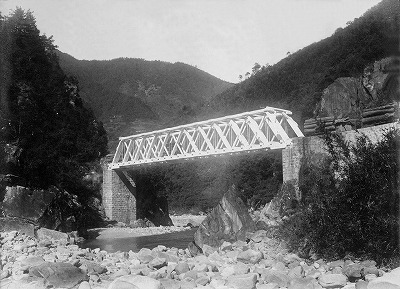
{"left": 110, "top": 107, "right": 303, "bottom": 169}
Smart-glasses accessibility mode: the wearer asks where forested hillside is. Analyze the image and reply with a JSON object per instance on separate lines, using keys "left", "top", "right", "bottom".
{"left": 57, "top": 53, "right": 233, "bottom": 148}
{"left": 203, "top": 0, "right": 399, "bottom": 124}
{"left": 131, "top": 0, "right": 399, "bottom": 213}
{"left": 0, "top": 9, "right": 108, "bottom": 229}
{"left": 57, "top": 0, "right": 398, "bottom": 214}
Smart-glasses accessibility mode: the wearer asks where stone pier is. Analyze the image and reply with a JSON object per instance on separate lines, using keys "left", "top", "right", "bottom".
{"left": 102, "top": 167, "right": 137, "bottom": 224}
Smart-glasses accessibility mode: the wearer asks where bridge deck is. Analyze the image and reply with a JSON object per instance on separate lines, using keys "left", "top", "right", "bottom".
{"left": 110, "top": 106, "right": 303, "bottom": 169}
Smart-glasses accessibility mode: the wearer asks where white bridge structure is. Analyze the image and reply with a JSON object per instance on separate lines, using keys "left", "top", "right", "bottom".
{"left": 110, "top": 107, "right": 304, "bottom": 169}
{"left": 103, "top": 106, "right": 304, "bottom": 224}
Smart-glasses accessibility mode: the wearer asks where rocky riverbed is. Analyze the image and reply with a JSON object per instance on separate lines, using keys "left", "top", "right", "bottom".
{"left": 81, "top": 214, "right": 206, "bottom": 240}
{"left": 1, "top": 229, "right": 399, "bottom": 289}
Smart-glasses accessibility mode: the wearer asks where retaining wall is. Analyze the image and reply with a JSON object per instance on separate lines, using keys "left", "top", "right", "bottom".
{"left": 282, "top": 122, "right": 399, "bottom": 184}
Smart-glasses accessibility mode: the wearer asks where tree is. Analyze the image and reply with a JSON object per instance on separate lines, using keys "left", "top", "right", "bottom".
{"left": 0, "top": 8, "right": 108, "bottom": 192}
{"left": 252, "top": 62, "right": 261, "bottom": 75}
{"left": 280, "top": 130, "right": 399, "bottom": 265}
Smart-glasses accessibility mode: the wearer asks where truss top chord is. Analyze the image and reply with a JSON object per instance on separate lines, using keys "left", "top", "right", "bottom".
{"left": 119, "top": 106, "right": 293, "bottom": 140}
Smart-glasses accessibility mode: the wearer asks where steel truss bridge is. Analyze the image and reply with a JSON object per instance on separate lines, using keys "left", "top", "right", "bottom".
{"left": 110, "top": 107, "right": 304, "bottom": 169}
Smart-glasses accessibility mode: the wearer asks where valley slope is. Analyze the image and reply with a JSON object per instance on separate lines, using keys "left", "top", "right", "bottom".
{"left": 203, "top": 0, "right": 400, "bottom": 125}
{"left": 57, "top": 53, "right": 233, "bottom": 149}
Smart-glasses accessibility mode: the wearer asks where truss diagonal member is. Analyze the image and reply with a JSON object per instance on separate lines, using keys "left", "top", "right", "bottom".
{"left": 265, "top": 112, "right": 291, "bottom": 144}
{"left": 150, "top": 136, "right": 162, "bottom": 158}
{"left": 246, "top": 116, "right": 269, "bottom": 146}
{"left": 232, "top": 119, "right": 247, "bottom": 147}
{"left": 199, "top": 127, "right": 214, "bottom": 151}
{"left": 282, "top": 112, "right": 304, "bottom": 137}
{"left": 213, "top": 123, "right": 232, "bottom": 150}
{"left": 133, "top": 138, "right": 145, "bottom": 161}
{"left": 158, "top": 133, "right": 170, "bottom": 157}
{"left": 122, "top": 139, "right": 135, "bottom": 162}
{"left": 112, "top": 141, "right": 124, "bottom": 164}
{"left": 145, "top": 135, "right": 157, "bottom": 159}
{"left": 171, "top": 131, "right": 184, "bottom": 156}
{"left": 183, "top": 129, "right": 200, "bottom": 153}
{"left": 138, "top": 138, "right": 150, "bottom": 161}
{"left": 229, "top": 120, "right": 249, "bottom": 148}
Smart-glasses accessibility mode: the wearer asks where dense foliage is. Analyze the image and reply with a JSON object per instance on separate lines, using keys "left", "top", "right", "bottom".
{"left": 0, "top": 9, "right": 108, "bottom": 194}
{"left": 279, "top": 129, "right": 399, "bottom": 265}
{"left": 133, "top": 151, "right": 282, "bottom": 213}
{"left": 204, "top": 0, "right": 400, "bottom": 123}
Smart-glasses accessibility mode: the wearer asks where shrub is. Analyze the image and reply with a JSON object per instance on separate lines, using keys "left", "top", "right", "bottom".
{"left": 279, "top": 128, "right": 399, "bottom": 265}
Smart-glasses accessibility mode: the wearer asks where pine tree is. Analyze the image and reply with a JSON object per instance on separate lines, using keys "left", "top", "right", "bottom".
{"left": 0, "top": 8, "right": 108, "bottom": 191}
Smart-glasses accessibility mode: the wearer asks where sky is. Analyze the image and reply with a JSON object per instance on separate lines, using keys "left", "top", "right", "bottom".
{"left": 0, "top": 0, "right": 383, "bottom": 83}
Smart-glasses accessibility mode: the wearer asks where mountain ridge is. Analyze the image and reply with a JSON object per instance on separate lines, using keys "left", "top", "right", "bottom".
{"left": 57, "top": 51, "right": 233, "bottom": 149}
{"left": 203, "top": 0, "right": 400, "bottom": 125}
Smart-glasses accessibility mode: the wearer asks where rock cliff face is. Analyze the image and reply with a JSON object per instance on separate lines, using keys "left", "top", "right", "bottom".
{"left": 318, "top": 77, "right": 367, "bottom": 119}
{"left": 305, "top": 57, "right": 399, "bottom": 135}
{"left": 315, "top": 57, "right": 399, "bottom": 119}
{"left": 1, "top": 186, "right": 55, "bottom": 223}
{"left": 0, "top": 186, "right": 83, "bottom": 234}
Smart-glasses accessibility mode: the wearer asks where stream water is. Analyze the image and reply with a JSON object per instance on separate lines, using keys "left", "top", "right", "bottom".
{"left": 79, "top": 228, "right": 197, "bottom": 253}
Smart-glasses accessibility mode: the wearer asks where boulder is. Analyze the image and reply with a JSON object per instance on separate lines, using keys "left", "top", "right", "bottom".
{"left": 288, "top": 265, "right": 304, "bottom": 279}
{"left": 258, "top": 284, "right": 280, "bottom": 289}
{"left": 79, "top": 260, "right": 107, "bottom": 274}
{"left": 237, "top": 249, "right": 263, "bottom": 264}
{"left": 149, "top": 257, "right": 167, "bottom": 269}
{"left": 288, "top": 277, "right": 321, "bottom": 289}
{"left": 1, "top": 186, "right": 55, "bottom": 222}
{"left": 367, "top": 267, "right": 400, "bottom": 289}
{"left": 343, "top": 263, "right": 363, "bottom": 282}
{"left": 175, "top": 262, "right": 190, "bottom": 275}
{"left": 29, "top": 262, "right": 88, "bottom": 288}
{"left": 109, "top": 275, "right": 162, "bottom": 289}
{"left": 234, "top": 262, "right": 250, "bottom": 275}
{"left": 318, "top": 273, "right": 347, "bottom": 288}
{"left": 35, "top": 227, "right": 70, "bottom": 244}
{"left": 37, "top": 189, "right": 81, "bottom": 231}
{"left": 78, "top": 281, "right": 91, "bottom": 289}
{"left": 0, "top": 217, "right": 35, "bottom": 237}
{"left": 20, "top": 256, "right": 45, "bottom": 269}
{"left": 225, "top": 273, "right": 258, "bottom": 289}
{"left": 356, "top": 280, "right": 368, "bottom": 289}
{"left": 262, "top": 269, "right": 291, "bottom": 288}
{"left": 187, "top": 241, "right": 202, "bottom": 256}
{"left": 194, "top": 185, "right": 256, "bottom": 249}
{"left": 160, "top": 278, "right": 182, "bottom": 289}
{"left": 1, "top": 276, "right": 48, "bottom": 289}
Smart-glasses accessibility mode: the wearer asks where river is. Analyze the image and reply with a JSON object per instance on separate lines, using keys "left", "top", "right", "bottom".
{"left": 79, "top": 228, "right": 197, "bottom": 253}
